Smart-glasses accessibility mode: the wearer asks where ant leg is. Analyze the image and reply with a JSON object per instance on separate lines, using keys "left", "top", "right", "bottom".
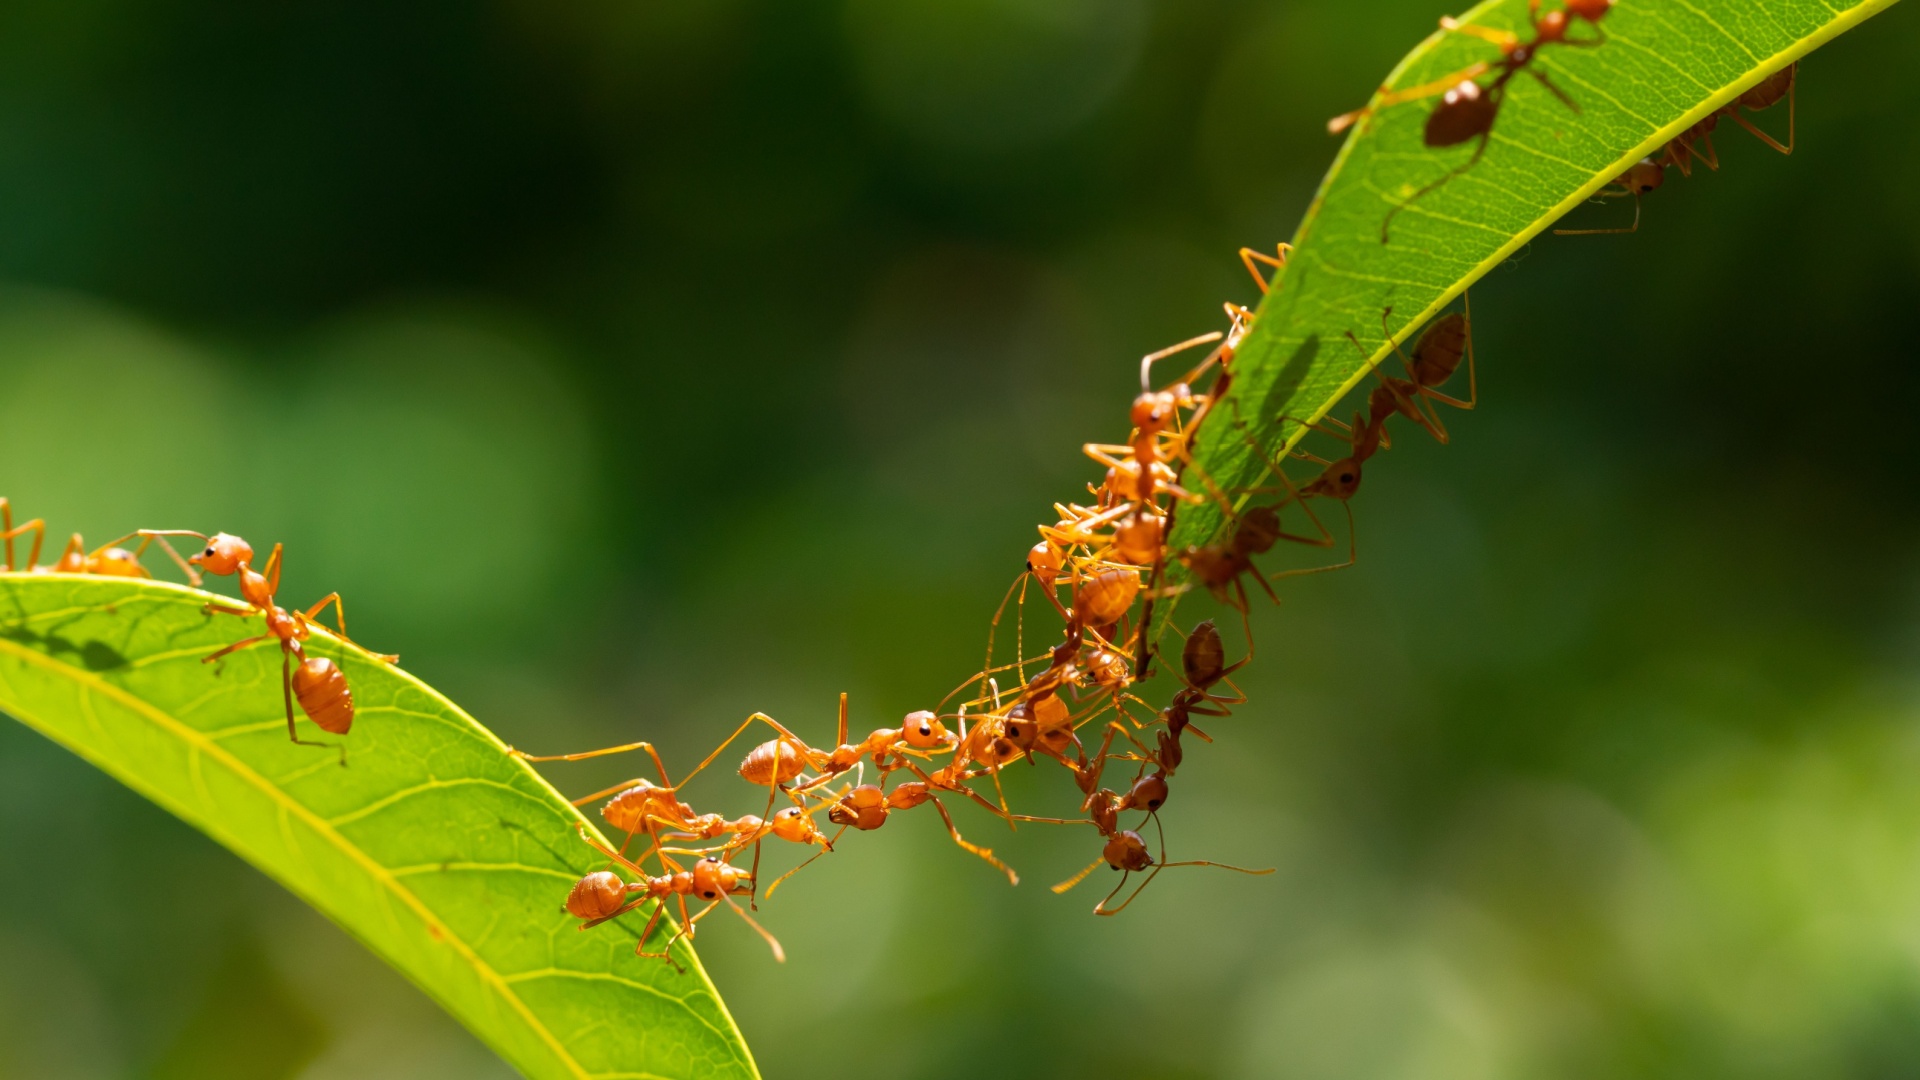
{"left": 764, "top": 828, "right": 844, "bottom": 900}
{"left": 1727, "top": 106, "right": 1792, "bottom": 155}
{"left": 1094, "top": 868, "right": 1139, "bottom": 914}
{"left": 631, "top": 903, "right": 676, "bottom": 964}
{"left": 1051, "top": 855, "right": 1106, "bottom": 894}
{"left": 1273, "top": 502, "right": 1357, "bottom": 581}
{"left": 1328, "top": 60, "right": 1495, "bottom": 134}
{"left": 0, "top": 508, "right": 46, "bottom": 572}
{"left": 515, "top": 739, "right": 673, "bottom": 784}
{"left": 1381, "top": 129, "right": 1492, "bottom": 245}
{"left": 1437, "top": 15, "right": 1520, "bottom": 49}
{"left": 261, "top": 543, "right": 285, "bottom": 596}
{"left": 297, "top": 594, "right": 397, "bottom": 662}
{"left": 1525, "top": 66, "right": 1582, "bottom": 114}
{"left": 90, "top": 530, "right": 204, "bottom": 585}
{"left": 724, "top": 895, "right": 785, "bottom": 963}
{"left": 1238, "top": 244, "right": 1292, "bottom": 295}
{"left": 927, "top": 792, "right": 1018, "bottom": 885}
{"left": 202, "top": 633, "right": 274, "bottom": 663}
{"left": 1138, "top": 331, "right": 1225, "bottom": 393}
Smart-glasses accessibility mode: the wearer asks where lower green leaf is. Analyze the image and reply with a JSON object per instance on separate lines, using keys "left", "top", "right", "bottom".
{"left": 0, "top": 574, "right": 757, "bottom": 1080}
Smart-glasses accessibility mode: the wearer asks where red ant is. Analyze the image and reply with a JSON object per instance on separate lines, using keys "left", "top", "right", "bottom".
{"left": 1556, "top": 63, "right": 1795, "bottom": 236}
{"left": 566, "top": 833, "right": 783, "bottom": 964}
{"left": 511, "top": 736, "right": 832, "bottom": 896}
{"left": 0, "top": 504, "right": 201, "bottom": 580}
{"left": 1328, "top": 0, "right": 1616, "bottom": 243}
{"left": 180, "top": 532, "right": 394, "bottom": 755}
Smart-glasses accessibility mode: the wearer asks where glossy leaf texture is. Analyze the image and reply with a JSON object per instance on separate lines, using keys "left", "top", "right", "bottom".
{"left": 1161, "top": 0, "right": 1900, "bottom": 625}
{"left": 0, "top": 574, "right": 758, "bottom": 1080}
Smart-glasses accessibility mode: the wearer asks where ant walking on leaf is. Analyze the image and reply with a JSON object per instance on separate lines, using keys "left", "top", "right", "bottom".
{"left": 1326, "top": 0, "right": 1616, "bottom": 243}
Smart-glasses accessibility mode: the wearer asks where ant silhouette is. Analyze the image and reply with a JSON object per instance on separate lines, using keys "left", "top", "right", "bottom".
{"left": 1328, "top": 0, "right": 1616, "bottom": 243}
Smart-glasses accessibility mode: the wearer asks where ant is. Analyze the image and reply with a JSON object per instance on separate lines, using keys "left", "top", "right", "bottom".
{"left": 1556, "top": 63, "right": 1795, "bottom": 236}
{"left": 183, "top": 532, "right": 395, "bottom": 756}
{"left": 567, "top": 831, "right": 783, "bottom": 964}
{"left": 1051, "top": 765, "right": 1269, "bottom": 914}
{"left": 1176, "top": 498, "right": 1336, "bottom": 647}
{"left": 1328, "top": 0, "right": 1616, "bottom": 243}
{"left": 511, "top": 735, "right": 829, "bottom": 895}
{"left": 0, "top": 504, "right": 201, "bottom": 580}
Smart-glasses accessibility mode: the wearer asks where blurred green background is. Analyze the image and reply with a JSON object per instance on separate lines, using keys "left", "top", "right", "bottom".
{"left": 1, "top": 1, "right": 1918, "bottom": 1077}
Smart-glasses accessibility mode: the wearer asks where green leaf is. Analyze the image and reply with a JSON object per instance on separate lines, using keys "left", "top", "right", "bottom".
{"left": 0, "top": 574, "right": 758, "bottom": 1080}
{"left": 1163, "top": 0, "right": 1900, "bottom": 611}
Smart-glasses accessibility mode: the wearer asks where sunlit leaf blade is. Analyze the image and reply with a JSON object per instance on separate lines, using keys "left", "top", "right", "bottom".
{"left": 0, "top": 575, "right": 758, "bottom": 1080}
{"left": 1164, "top": 0, "right": 1899, "bottom": 615}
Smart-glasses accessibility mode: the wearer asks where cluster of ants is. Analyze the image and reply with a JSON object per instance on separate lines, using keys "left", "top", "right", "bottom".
{"left": 1326, "top": 0, "right": 1797, "bottom": 242}
{"left": 495, "top": 236, "right": 1481, "bottom": 964}
{"left": 0, "top": 0, "right": 1804, "bottom": 966}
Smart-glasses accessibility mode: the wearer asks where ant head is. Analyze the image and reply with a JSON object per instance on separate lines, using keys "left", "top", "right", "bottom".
{"left": 190, "top": 533, "right": 253, "bottom": 576}
{"left": 1130, "top": 391, "right": 1177, "bottom": 432}
{"left": 566, "top": 871, "right": 628, "bottom": 920}
{"left": 1621, "top": 157, "right": 1666, "bottom": 195}
{"left": 691, "top": 856, "right": 747, "bottom": 900}
{"left": 1535, "top": 7, "right": 1569, "bottom": 41}
{"left": 1425, "top": 79, "right": 1497, "bottom": 149}
{"left": 1003, "top": 703, "right": 1039, "bottom": 750}
{"left": 900, "top": 709, "right": 951, "bottom": 749}
{"left": 1309, "top": 458, "right": 1363, "bottom": 500}
{"left": 1026, "top": 541, "right": 1062, "bottom": 586}
{"left": 1103, "top": 830, "right": 1154, "bottom": 872}
{"left": 770, "top": 806, "right": 821, "bottom": 844}
{"left": 1563, "top": 0, "right": 1614, "bottom": 23}
{"left": 1129, "top": 772, "right": 1169, "bottom": 813}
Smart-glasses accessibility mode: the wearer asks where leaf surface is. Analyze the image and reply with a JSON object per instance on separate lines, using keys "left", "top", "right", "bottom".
{"left": 1162, "top": 0, "right": 1899, "bottom": 618}
{"left": 0, "top": 574, "right": 758, "bottom": 1080}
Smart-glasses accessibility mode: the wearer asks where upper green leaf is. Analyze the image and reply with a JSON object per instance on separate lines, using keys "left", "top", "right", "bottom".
{"left": 0, "top": 574, "right": 757, "bottom": 1080}
{"left": 1163, "top": 0, "right": 1899, "bottom": 613}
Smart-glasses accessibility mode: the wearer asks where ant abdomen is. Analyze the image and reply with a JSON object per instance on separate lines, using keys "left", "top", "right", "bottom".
{"left": 738, "top": 739, "right": 811, "bottom": 786}
{"left": 1073, "top": 567, "right": 1141, "bottom": 627}
{"left": 1426, "top": 80, "right": 1496, "bottom": 149}
{"left": 292, "top": 656, "right": 354, "bottom": 735}
{"left": 566, "top": 871, "right": 629, "bottom": 921}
